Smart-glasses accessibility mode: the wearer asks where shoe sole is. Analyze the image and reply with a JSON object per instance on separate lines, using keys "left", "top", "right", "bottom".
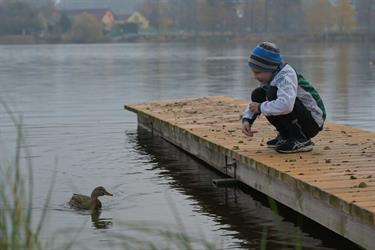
{"left": 268, "top": 143, "right": 287, "bottom": 149}
{"left": 276, "top": 145, "right": 313, "bottom": 154}
{"left": 267, "top": 141, "right": 287, "bottom": 149}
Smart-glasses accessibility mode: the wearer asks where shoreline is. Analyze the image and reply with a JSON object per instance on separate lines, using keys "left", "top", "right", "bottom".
{"left": 0, "top": 33, "right": 374, "bottom": 45}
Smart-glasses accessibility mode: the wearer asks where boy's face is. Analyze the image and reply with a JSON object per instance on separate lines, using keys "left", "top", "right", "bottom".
{"left": 251, "top": 69, "right": 273, "bottom": 84}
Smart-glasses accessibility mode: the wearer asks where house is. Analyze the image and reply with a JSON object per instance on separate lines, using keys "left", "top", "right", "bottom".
{"left": 114, "top": 14, "right": 131, "bottom": 24}
{"left": 66, "top": 9, "right": 115, "bottom": 30}
{"left": 112, "top": 11, "right": 150, "bottom": 35}
{"left": 125, "top": 11, "right": 149, "bottom": 30}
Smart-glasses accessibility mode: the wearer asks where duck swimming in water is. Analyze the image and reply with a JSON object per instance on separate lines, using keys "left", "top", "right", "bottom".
{"left": 69, "top": 186, "right": 113, "bottom": 210}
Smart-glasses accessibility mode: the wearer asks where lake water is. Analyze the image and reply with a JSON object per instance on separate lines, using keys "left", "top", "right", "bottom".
{"left": 0, "top": 42, "right": 374, "bottom": 249}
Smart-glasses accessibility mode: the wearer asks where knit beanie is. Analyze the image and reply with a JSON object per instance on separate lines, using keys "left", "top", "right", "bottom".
{"left": 248, "top": 42, "right": 283, "bottom": 72}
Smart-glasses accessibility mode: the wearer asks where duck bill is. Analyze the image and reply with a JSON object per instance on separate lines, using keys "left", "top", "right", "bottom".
{"left": 105, "top": 191, "right": 113, "bottom": 196}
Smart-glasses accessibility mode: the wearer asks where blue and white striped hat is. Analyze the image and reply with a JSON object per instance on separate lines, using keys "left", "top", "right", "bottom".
{"left": 248, "top": 42, "right": 283, "bottom": 72}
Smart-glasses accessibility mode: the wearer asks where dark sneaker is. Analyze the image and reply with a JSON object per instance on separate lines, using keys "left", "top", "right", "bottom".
{"left": 267, "top": 134, "right": 287, "bottom": 148}
{"left": 275, "top": 138, "right": 313, "bottom": 153}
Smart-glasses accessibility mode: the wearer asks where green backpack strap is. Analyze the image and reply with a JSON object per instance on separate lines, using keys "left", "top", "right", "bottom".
{"left": 296, "top": 73, "right": 327, "bottom": 121}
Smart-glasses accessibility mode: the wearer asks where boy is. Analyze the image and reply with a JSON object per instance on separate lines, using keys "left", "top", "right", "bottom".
{"left": 242, "top": 42, "right": 326, "bottom": 153}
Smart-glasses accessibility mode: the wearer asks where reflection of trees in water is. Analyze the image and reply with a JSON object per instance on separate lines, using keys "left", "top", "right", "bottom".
{"left": 293, "top": 42, "right": 375, "bottom": 128}
{"left": 303, "top": 43, "right": 351, "bottom": 121}
{"left": 336, "top": 42, "right": 375, "bottom": 129}
{"left": 129, "top": 128, "right": 359, "bottom": 250}
{"left": 91, "top": 210, "right": 113, "bottom": 229}
{"left": 204, "top": 58, "right": 236, "bottom": 79}
{"left": 203, "top": 44, "right": 250, "bottom": 96}
{"left": 138, "top": 44, "right": 204, "bottom": 98}
{"left": 309, "top": 44, "right": 326, "bottom": 90}
{"left": 335, "top": 44, "right": 351, "bottom": 116}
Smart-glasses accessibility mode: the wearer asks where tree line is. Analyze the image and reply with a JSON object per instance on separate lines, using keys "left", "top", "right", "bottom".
{"left": 138, "top": 0, "right": 374, "bottom": 35}
{"left": 0, "top": 0, "right": 374, "bottom": 43}
{"left": 0, "top": 0, "right": 106, "bottom": 43}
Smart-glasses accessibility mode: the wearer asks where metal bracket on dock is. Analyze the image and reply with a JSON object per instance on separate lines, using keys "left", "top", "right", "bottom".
{"left": 212, "top": 156, "right": 239, "bottom": 187}
{"left": 224, "top": 155, "right": 237, "bottom": 178}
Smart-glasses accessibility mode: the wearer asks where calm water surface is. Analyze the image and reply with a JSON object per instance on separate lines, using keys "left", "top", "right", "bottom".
{"left": 0, "top": 42, "right": 374, "bottom": 249}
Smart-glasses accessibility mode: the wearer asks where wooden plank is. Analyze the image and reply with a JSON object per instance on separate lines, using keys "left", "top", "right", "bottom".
{"left": 125, "top": 96, "right": 375, "bottom": 249}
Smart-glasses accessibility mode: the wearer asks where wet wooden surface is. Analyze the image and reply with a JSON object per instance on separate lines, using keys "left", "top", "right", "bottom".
{"left": 126, "top": 96, "right": 375, "bottom": 219}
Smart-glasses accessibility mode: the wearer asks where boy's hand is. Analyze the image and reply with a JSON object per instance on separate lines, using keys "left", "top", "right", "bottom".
{"left": 249, "top": 102, "right": 260, "bottom": 114}
{"left": 242, "top": 121, "right": 258, "bottom": 137}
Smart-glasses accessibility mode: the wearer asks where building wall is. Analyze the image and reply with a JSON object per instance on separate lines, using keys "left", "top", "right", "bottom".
{"left": 127, "top": 12, "right": 149, "bottom": 30}
{"left": 102, "top": 11, "right": 115, "bottom": 29}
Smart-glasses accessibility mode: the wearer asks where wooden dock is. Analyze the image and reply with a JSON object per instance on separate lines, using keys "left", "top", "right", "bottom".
{"left": 125, "top": 96, "right": 375, "bottom": 249}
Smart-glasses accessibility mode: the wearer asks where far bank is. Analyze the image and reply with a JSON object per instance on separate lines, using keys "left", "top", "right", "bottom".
{"left": 1, "top": 32, "right": 374, "bottom": 45}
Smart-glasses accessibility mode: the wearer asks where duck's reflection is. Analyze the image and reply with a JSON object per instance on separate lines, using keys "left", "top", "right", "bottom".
{"left": 91, "top": 210, "right": 113, "bottom": 229}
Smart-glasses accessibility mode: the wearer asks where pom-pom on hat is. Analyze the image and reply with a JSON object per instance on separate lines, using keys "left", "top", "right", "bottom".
{"left": 248, "top": 42, "right": 283, "bottom": 72}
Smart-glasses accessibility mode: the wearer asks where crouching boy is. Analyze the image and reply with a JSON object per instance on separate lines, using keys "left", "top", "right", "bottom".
{"left": 242, "top": 42, "right": 326, "bottom": 153}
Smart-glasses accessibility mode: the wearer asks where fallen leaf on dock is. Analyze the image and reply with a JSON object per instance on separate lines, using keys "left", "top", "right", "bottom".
{"left": 358, "top": 182, "right": 368, "bottom": 188}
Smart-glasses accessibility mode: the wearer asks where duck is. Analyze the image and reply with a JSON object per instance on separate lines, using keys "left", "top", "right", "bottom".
{"left": 69, "top": 186, "right": 113, "bottom": 210}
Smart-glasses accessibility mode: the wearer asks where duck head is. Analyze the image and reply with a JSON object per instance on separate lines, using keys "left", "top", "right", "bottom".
{"left": 91, "top": 186, "right": 113, "bottom": 199}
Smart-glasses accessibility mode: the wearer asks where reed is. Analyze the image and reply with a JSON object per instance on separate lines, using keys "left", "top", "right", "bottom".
{"left": 0, "top": 100, "right": 43, "bottom": 250}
